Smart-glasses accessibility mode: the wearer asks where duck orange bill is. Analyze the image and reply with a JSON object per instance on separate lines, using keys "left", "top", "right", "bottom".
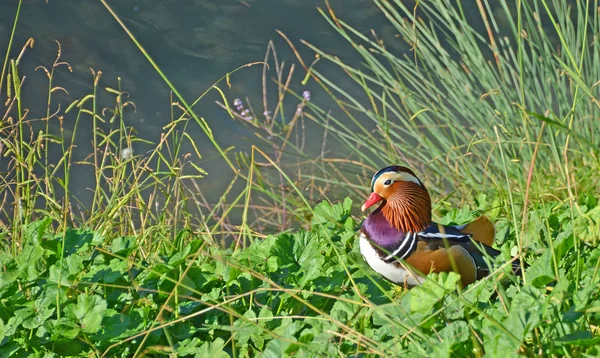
{"left": 361, "top": 192, "right": 383, "bottom": 212}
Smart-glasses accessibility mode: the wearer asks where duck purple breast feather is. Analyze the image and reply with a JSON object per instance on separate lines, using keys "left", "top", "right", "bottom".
{"left": 361, "top": 207, "right": 403, "bottom": 252}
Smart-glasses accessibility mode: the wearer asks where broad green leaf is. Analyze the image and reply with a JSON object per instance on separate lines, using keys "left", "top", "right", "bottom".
{"left": 51, "top": 317, "right": 81, "bottom": 339}
{"left": 0, "top": 257, "right": 19, "bottom": 292}
{"left": 168, "top": 243, "right": 192, "bottom": 266}
{"left": 496, "top": 286, "right": 545, "bottom": 346}
{"left": 64, "top": 254, "right": 85, "bottom": 278}
{"left": 553, "top": 230, "right": 574, "bottom": 262}
{"left": 23, "top": 217, "right": 53, "bottom": 246}
{"left": 0, "top": 341, "right": 20, "bottom": 357}
{"left": 574, "top": 284, "right": 596, "bottom": 311}
{"left": 15, "top": 245, "right": 45, "bottom": 282}
{"left": 176, "top": 337, "right": 203, "bottom": 355}
{"left": 233, "top": 309, "right": 260, "bottom": 346}
{"left": 311, "top": 200, "right": 351, "bottom": 227}
{"left": 271, "top": 234, "right": 296, "bottom": 268}
{"left": 294, "top": 232, "right": 325, "bottom": 287}
{"left": 434, "top": 320, "right": 470, "bottom": 356}
{"left": 47, "top": 264, "right": 72, "bottom": 287}
{"left": 410, "top": 272, "right": 460, "bottom": 313}
{"left": 110, "top": 236, "right": 138, "bottom": 256}
{"left": 16, "top": 293, "right": 55, "bottom": 330}
{"left": 555, "top": 331, "right": 600, "bottom": 347}
{"left": 330, "top": 300, "right": 357, "bottom": 323}
{"left": 259, "top": 338, "right": 291, "bottom": 358}
{"left": 63, "top": 294, "right": 107, "bottom": 334}
{"left": 92, "top": 310, "right": 141, "bottom": 342}
{"left": 525, "top": 250, "right": 555, "bottom": 287}
{"left": 194, "top": 337, "right": 230, "bottom": 358}
{"left": 60, "top": 228, "right": 95, "bottom": 256}
{"left": 0, "top": 315, "right": 23, "bottom": 338}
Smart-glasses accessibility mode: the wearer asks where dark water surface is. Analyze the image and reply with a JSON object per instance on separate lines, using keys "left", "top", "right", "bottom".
{"left": 0, "top": 0, "right": 386, "bottom": 203}
{"left": 1, "top": 0, "right": 392, "bottom": 195}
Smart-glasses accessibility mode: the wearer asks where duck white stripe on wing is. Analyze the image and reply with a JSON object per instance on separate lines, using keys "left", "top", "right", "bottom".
{"left": 383, "top": 232, "right": 415, "bottom": 262}
{"left": 405, "top": 234, "right": 417, "bottom": 258}
{"left": 418, "top": 232, "right": 470, "bottom": 239}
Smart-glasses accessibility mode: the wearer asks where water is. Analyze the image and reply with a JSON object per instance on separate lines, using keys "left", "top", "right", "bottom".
{"left": 0, "top": 0, "right": 386, "bottom": 203}
{"left": 0, "top": 0, "right": 381, "bottom": 135}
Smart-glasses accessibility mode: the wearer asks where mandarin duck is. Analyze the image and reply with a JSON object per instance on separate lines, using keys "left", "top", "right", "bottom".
{"left": 359, "top": 165, "right": 521, "bottom": 287}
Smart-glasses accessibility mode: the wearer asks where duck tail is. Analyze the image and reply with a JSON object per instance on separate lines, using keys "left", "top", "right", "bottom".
{"left": 460, "top": 216, "right": 495, "bottom": 246}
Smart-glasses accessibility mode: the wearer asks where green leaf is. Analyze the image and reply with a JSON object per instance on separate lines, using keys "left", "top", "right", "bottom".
{"left": 311, "top": 200, "right": 351, "bottom": 227}
{"left": 64, "top": 254, "right": 85, "bottom": 278}
{"left": 294, "top": 232, "right": 325, "bottom": 287}
{"left": 233, "top": 309, "right": 260, "bottom": 346}
{"left": 92, "top": 310, "right": 141, "bottom": 342}
{"left": 0, "top": 315, "right": 23, "bottom": 339}
{"left": 0, "top": 256, "right": 20, "bottom": 292}
{"left": 500, "top": 286, "right": 545, "bottom": 342}
{"left": 15, "top": 245, "right": 45, "bottom": 282}
{"left": 194, "top": 337, "right": 230, "bottom": 358}
{"left": 176, "top": 337, "right": 204, "bottom": 355}
{"left": 439, "top": 206, "right": 476, "bottom": 226}
{"left": 110, "top": 236, "right": 138, "bottom": 256}
{"left": 0, "top": 341, "right": 20, "bottom": 357}
{"left": 52, "top": 317, "right": 81, "bottom": 339}
{"left": 434, "top": 320, "right": 470, "bottom": 356}
{"left": 60, "top": 228, "right": 96, "bottom": 256}
{"left": 23, "top": 217, "right": 53, "bottom": 246}
{"left": 439, "top": 320, "right": 469, "bottom": 343}
{"left": 525, "top": 250, "right": 555, "bottom": 287}
{"left": 330, "top": 300, "right": 358, "bottom": 323}
{"left": 555, "top": 331, "right": 600, "bottom": 347}
{"left": 260, "top": 338, "right": 291, "bottom": 358}
{"left": 266, "top": 256, "right": 279, "bottom": 272}
{"left": 63, "top": 294, "right": 107, "bottom": 334}
{"left": 47, "top": 264, "right": 72, "bottom": 287}
{"left": 574, "top": 284, "right": 596, "bottom": 311}
{"left": 553, "top": 230, "right": 574, "bottom": 262}
{"left": 168, "top": 243, "right": 192, "bottom": 266}
{"left": 410, "top": 272, "right": 460, "bottom": 313}
{"left": 84, "top": 258, "right": 130, "bottom": 284}
{"left": 16, "top": 293, "right": 55, "bottom": 330}
{"left": 271, "top": 234, "right": 296, "bottom": 269}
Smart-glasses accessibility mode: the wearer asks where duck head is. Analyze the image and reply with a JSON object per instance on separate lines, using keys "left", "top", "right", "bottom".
{"left": 361, "top": 165, "right": 432, "bottom": 233}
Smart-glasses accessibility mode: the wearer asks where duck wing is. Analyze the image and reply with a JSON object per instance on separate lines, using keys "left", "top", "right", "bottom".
{"left": 454, "top": 216, "right": 496, "bottom": 246}
{"left": 401, "top": 221, "right": 507, "bottom": 285}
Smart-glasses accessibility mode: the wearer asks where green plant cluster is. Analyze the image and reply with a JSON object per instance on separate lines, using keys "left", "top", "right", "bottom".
{"left": 1, "top": 198, "right": 599, "bottom": 357}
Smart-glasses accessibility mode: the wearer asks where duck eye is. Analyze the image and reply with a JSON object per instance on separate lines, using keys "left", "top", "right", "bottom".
{"left": 383, "top": 179, "right": 392, "bottom": 186}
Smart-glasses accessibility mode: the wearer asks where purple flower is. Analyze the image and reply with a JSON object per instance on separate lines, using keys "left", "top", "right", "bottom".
{"left": 233, "top": 98, "right": 243, "bottom": 107}
{"left": 241, "top": 109, "right": 250, "bottom": 116}
{"left": 236, "top": 105, "right": 244, "bottom": 111}
{"left": 302, "top": 90, "right": 311, "bottom": 101}
{"left": 243, "top": 116, "right": 253, "bottom": 121}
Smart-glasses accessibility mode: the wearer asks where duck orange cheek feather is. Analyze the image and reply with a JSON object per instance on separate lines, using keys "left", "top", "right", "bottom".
{"left": 361, "top": 192, "right": 383, "bottom": 212}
